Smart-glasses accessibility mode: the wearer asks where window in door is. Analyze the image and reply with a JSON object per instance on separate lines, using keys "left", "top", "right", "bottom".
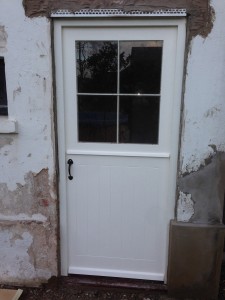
{"left": 75, "top": 40, "right": 162, "bottom": 144}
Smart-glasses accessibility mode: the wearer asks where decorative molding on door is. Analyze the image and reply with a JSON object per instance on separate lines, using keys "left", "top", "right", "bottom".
{"left": 51, "top": 8, "right": 187, "bottom": 18}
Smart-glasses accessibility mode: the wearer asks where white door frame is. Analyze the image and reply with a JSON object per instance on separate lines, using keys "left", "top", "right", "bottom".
{"left": 54, "top": 17, "right": 186, "bottom": 278}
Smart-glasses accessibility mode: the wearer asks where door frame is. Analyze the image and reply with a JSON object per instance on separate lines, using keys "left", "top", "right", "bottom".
{"left": 53, "top": 17, "right": 186, "bottom": 277}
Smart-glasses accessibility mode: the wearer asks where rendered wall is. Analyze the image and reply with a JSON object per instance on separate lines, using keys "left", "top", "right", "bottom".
{"left": 1, "top": 0, "right": 225, "bottom": 287}
{"left": 0, "top": 0, "right": 58, "bottom": 285}
{"left": 177, "top": 0, "right": 225, "bottom": 224}
{"left": 168, "top": 1, "right": 225, "bottom": 297}
{"left": 22, "top": 0, "right": 221, "bottom": 228}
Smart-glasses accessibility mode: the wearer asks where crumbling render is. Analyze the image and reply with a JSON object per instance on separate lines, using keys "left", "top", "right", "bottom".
{"left": 177, "top": 152, "right": 225, "bottom": 225}
{"left": 177, "top": 191, "right": 194, "bottom": 222}
{"left": 0, "top": 169, "right": 58, "bottom": 285}
{"left": 23, "top": 0, "right": 214, "bottom": 40}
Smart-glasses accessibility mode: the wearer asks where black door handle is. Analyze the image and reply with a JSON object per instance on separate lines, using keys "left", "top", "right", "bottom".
{"left": 67, "top": 159, "right": 73, "bottom": 180}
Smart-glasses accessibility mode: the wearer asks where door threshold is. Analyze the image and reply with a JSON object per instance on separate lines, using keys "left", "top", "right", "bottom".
{"left": 66, "top": 274, "right": 167, "bottom": 291}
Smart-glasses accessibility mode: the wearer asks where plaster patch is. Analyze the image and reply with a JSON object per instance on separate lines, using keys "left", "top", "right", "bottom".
{"left": 177, "top": 191, "right": 194, "bottom": 222}
{"left": 0, "top": 169, "right": 56, "bottom": 218}
{"left": 0, "top": 221, "right": 57, "bottom": 284}
{"left": 0, "top": 229, "right": 34, "bottom": 281}
{"left": 23, "top": 0, "right": 214, "bottom": 39}
{"left": 178, "top": 152, "right": 225, "bottom": 224}
{"left": 0, "top": 169, "right": 58, "bottom": 284}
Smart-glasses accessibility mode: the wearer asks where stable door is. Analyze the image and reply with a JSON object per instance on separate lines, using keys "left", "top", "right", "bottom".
{"left": 56, "top": 19, "right": 185, "bottom": 281}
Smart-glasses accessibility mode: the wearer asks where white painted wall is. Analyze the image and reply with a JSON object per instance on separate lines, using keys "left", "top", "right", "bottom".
{"left": 180, "top": 0, "right": 225, "bottom": 174}
{"left": 177, "top": 0, "right": 225, "bottom": 221}
{"left": 0, "top": 0, "right": 55, "bottom": 189}
{"left": 0, "top": 0, "right": 57, "bottom": 284}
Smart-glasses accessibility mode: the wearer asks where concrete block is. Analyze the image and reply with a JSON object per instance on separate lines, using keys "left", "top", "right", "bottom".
{"left": 167, "top": 220, "right": 225, "bottom": 299}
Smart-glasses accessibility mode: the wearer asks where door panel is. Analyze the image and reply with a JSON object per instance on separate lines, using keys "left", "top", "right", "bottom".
{"left": 67, "top": 156, "right": 169, "bottom": 279}
{"left": 57, "top": 20, "right": 185, "bottom": 280}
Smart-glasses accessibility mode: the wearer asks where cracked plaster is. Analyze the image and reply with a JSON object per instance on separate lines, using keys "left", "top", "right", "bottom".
{"left": 177, "top": 152, "right": 225, "bottom": 224}
{"left": 177, "top": 0, "right": 225, "bottom": 225}
{"left": 0, "top": 169, "right": 58, "bottom": 284}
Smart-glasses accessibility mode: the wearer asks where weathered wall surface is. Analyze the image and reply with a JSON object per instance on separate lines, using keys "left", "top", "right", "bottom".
{"left": 23, "top": 0, "right": 214, "bottom": 40}
{"left": 177, "top": 0, "right": 225, "bottom": 224}
{"left": 0, "top": 0, "right": 58, "bottom": 284}
{"left": 22, "top": 0, "right": 225, "bottom": 229}
{"left": 1, "top": 0, "right": 225, "bottom": 286}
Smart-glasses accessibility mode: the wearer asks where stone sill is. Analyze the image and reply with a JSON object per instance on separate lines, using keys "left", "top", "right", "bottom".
{"left": 0, "top": 117, "right": 18, "bottom": 133}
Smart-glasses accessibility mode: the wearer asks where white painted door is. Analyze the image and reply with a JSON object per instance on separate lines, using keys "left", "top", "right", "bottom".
{"left": 56, "top": 19, "right": 185, "bottom": 281}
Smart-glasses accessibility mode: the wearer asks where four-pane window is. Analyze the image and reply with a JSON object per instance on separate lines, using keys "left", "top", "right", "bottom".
{"left": 76, "top": 40, "right": 162, "bottom": 144}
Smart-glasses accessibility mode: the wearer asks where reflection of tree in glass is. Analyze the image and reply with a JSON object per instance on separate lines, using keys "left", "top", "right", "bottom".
{"left": 120, "top": 52, "right": 131, "bottom": 72}
{"left": 76, "top": 41, "right": 132, "bottom": 93}
{"left": 76, "top": 41, "right": 89, "bottom": 79}
{"left": 76, "top": 41, "right": 118, "bottom": 93}
{"left": 87, "top": 42, "right": 117, "bottom": 75}
{"left": 120, "top": 46, "right": 162, "bottom": 94}
{"left": 86, "top": 42, "right": 131, "bottom": 74}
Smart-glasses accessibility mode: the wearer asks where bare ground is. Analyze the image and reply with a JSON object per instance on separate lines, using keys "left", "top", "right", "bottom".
{"left": 1, "top": 262, "right": 225, "bottom": 300}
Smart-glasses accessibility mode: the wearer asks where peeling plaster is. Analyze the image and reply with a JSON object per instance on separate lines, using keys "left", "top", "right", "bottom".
{"left": 178, "top": 152, "right": 225, "bottom": 225}
{"left": 0, "top": 169, "right": 58, "bottom": 284}
{"left": 0, "top": 225, "right": 54, "bottom": 284}
{"left": 177, "top": 191, "right": 194, "bottom": 222}
{"left": 0, "top": 230, "right": 34, "bottom": 281}
{"left": 180, "top": 0, "right": 225, "bottom": 177}
{"left": 0, "top": 0, "right": 57, "bottom": 286}
{"left": 0, "top": 2, "right": 55, "bottom": 189}
{"left": 0, "top": 169, "right": 56, "bottom": 217}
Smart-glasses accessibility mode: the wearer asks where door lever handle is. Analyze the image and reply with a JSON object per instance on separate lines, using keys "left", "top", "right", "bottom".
{"left": 67, "top": 159, "right": 73, "bottom": 180}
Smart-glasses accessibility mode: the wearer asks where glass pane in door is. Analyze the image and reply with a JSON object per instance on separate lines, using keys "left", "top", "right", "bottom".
{"left": 120, "top": 41, "right": 163, "bottom": 94}
{"left": 78, "top": 95, "right": 117, "bottom": 143}
{"left": 119, "top": 96, "right": 160, "bottom": 144}
{"left": 75, "top": 40, "right": 163, "bottom": 145}
{"left": 76, "top": 41, "right": 118, "bottom": 93}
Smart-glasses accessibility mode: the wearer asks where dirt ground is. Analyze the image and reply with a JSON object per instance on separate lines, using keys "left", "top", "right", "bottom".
{"left": 1, "top": 263, "right": 225, "bottom": 300}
